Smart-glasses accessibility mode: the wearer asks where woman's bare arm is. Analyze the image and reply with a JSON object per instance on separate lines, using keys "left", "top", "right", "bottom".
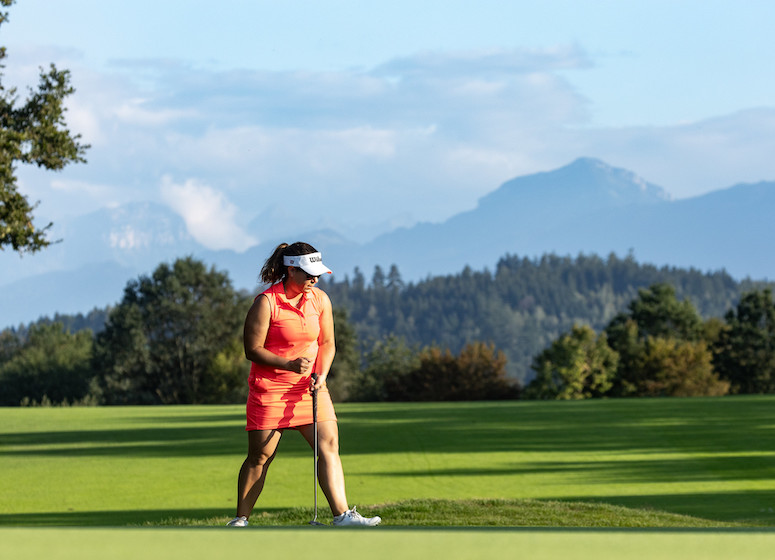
{"left": 243, "top": 295, "right": 311, "bottom": 374}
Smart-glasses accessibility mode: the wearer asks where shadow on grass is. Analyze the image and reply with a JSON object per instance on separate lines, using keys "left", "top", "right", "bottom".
{"left": 0, "top": 508, "right": 236, "bottom": 527}
{"left": 0, "top": 426, "right": 247, "bottom": 458}
{"left": 338, "top": 397, "right": 775, "bottom": 456}
{"left": 0, "top": 507, "right": 328, "bottom": 528}
{"left": 562, "top": 489, "right": 775, "bottom": 525}
{"left": 367, "top": 454, "right": 775, "bottom": 483}
{"left": 3, "top": 397, "right": 775, "bottom": 463}
{"left": 125, "top": 412, "right": 246, "bottom": 425}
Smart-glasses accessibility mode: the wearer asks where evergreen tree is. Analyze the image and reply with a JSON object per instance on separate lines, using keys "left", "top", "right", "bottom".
{"left": 350, "top": 335, "right": 420, "bottom": 402}
{"left": 606, "top": 283, "right": 727, "bottom": 397}
{"left": 387, "top": 264, "right": 404, "bottom": 291}
{"left": 608, "top": 283, "right": 704, "bottom": 341}
{"left": 714, "top": 288, "right": 775, "bottom": 394}
{"left": 371, "top": 265, "right": 386, "bottom": 289}
{"left": 322, "top": 255, "right": 756, "bottom": 386}
{"left": 326, "top": 307, "right": 360, "bottom": 402}
{"left": 351, "top": 267, "right": 365, "bottom": 292}
{"left": 0, "top": 328, "right": 20, "bottom": 362}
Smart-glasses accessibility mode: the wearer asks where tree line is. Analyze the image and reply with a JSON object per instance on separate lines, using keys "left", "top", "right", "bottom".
{"left": 1, "top": 258, "right": 251, "bottom": 406}
{"left": 319, "top": 252, "right": 764, "bottom": 383}
{"left": 525, "top": 283, "right": 775, "bottom": 399}
{"left": 1, "top": 253, "right": 774, "bottom": 405}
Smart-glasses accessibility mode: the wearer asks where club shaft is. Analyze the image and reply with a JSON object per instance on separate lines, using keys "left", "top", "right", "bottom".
{"left": 311, "top": 373, "right": 319, "bottom": 524}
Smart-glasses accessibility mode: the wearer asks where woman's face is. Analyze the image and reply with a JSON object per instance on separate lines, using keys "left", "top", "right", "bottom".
{"left": 288, "top": 266, "right": 320, "bottom": 291}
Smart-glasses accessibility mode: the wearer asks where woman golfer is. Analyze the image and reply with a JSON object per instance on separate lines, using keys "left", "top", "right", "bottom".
{"left": 228, "top": 242, "right": 381, "bottom": 527}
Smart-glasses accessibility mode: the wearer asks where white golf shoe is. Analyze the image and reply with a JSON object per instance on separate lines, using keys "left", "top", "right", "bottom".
{"left": 333, "top": 506, "right": 381, "bottom": 527}
{"left": 226, "top": 516, "right": 249, "bottom": 527}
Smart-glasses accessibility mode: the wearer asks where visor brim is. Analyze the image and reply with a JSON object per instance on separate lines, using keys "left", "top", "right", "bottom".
{"left": 300, "top": 262, "right": 332, "bottom": 276}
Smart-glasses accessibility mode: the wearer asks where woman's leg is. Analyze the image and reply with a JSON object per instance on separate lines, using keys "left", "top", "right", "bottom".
{"left": 235, "top": 429, "right": 283, "bottom": 518}
{"left": 297, "top": 420, "right": 348, "bottom": 516}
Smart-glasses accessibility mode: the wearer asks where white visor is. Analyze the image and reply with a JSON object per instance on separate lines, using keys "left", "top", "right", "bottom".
{"left": 283, "top": 252, "right": 332, "bottom": 276}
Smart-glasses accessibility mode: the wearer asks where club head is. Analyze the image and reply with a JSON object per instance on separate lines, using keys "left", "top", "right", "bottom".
{"left": 309, "top": 520, "right": 327, "bottom": 527}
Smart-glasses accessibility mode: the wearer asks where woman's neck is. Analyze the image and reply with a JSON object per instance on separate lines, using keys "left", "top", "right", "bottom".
{"left": 282, "top": 279, "right": 304, "bottom": 302}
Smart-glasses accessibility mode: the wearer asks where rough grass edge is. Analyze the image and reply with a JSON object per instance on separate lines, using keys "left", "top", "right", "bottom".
{"left": 144, "top": 498, "right": 746, "bottom": 528}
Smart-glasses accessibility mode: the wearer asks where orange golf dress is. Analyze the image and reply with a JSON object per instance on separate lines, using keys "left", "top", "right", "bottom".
{"left": 245, "top": 282, "right": 337, "bottom": 431}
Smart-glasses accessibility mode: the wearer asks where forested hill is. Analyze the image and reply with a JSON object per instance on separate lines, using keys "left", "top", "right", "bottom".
{"left": 6, "top": 252, "right": 772, "bottom": 387}
{"left": 319, "top": 252, "right": 770, "bottom": 383}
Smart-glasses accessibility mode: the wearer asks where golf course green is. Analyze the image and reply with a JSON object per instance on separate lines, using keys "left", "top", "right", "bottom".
{"left": 2, "top": 396, "right": 775, "bottom": 557}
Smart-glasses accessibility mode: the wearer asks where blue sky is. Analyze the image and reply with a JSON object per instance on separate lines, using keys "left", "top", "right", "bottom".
{"left": 4, "top": 0, "right": 775, "bottom": 250}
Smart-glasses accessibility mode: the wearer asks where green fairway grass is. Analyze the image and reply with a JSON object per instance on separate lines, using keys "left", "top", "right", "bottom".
{"left": 2, "top": 396, "right": 775, "bottom": 528}
{"left": 4, "top": 527, "right": 775, "bottom": 560}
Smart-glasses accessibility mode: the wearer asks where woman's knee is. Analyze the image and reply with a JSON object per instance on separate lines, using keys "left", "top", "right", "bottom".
{"left": 318, "top": 431, "right": 340, "bottom": 456}
{"left": 246, "top": 430, "right": 281, "bottom": 466}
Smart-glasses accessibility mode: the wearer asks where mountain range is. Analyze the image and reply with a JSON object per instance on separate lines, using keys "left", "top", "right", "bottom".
{"left": 1, "top": 157, "right": 773, "bottom": 329}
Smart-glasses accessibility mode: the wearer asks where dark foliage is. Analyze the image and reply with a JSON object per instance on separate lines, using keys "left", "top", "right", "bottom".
{"left": 382, "top": 341, "right": 519, "bottom": 401}
{"left": 0, "top": 0, "right": 89, "bottom": 253}
{"left": 4, "top": 252, "right": 774, "bottom": 404}
{"left": 321, "top": 252, "right": 760, "bottom": 384}
{"left": 0, "top": 322, "right": 94, "bottom": 405}
{"left": 603, "top": 284, "right": 729, "bottom": 397}
{"left": 525, "top": 325, "right": 618, "bottom": 400}
{"left": 713, "top": 288, "right": 775, "bottom": 394}
{"left": 92, "top": 257, "right": 248, "bottom": 404}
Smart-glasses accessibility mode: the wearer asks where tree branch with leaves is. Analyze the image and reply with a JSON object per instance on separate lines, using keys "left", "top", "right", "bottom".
{"left": 0, "top": 0, "right": 89, "bottom": 253}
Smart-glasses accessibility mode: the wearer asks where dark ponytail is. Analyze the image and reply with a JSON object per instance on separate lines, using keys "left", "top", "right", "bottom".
{"left": 260, "top": 241, "right": 318, "bottom": 285}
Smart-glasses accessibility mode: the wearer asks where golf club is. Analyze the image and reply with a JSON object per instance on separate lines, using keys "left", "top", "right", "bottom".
{"left": 309, "top": 373, "right": 325, "bottom": 526}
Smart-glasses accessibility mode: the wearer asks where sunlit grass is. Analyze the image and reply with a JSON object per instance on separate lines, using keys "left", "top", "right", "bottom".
{"left": 2, "top": 396, "right": 775, "bottom": 527}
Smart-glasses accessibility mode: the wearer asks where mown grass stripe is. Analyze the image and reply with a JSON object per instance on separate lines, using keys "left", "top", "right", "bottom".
{"left": 2, "top": 396, "right": 775, "bottom": 527}
{"left": 4, "top": 527, "right": 775, "bottom": 560}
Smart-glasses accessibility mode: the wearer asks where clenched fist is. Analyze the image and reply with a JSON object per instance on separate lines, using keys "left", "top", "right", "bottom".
{"left": 287, "top": 356, "right": 312, "bottom": 374}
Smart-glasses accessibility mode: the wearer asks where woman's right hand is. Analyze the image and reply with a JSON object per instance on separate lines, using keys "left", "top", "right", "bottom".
{"left": 287, "top": 356, "right": 312, "bottom": 374}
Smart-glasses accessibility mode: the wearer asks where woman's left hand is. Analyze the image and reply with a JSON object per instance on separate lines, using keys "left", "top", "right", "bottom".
{"left": 310, "top": 374, "right": 327, "bottom": 392}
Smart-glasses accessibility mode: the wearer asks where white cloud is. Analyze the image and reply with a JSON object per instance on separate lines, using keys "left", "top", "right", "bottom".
{"left": 9, "top": 45, "right": 775, "bottom": 250}
{"left": 114, "top": 98, "right": 197, "bottom": 126}
{"left": 50, "top": 178, "right": 111, "bottom": 194}
{"left": 374, "top": 45, "right": 591, "bottom": 78}
{"left": 64, "top": 97, "right": 103, "bottom": 144}
{"left": 160, "top": 176, "right": 257, "bottom": 251}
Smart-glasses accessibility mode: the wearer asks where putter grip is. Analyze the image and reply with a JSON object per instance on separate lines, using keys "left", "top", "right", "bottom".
{"left": 311, "top": 373, "right": 318, "bottom": 416}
